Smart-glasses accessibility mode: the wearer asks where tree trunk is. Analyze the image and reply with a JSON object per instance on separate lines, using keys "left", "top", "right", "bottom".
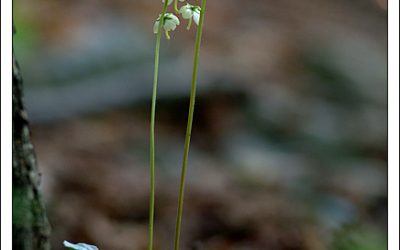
{"left": 12, "top": 43, "right": 51, "bottom": 250}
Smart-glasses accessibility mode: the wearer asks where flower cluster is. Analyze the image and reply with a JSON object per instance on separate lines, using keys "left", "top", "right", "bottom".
{"left": 154, "top": 0, "right": 201, "bottom": 39}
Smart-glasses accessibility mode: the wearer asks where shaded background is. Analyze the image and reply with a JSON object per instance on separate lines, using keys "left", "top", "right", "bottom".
{"left": 14, "top": 0, "right": 387, "bottom": 249}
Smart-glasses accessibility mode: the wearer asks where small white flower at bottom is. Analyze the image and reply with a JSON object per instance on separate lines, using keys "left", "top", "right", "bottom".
{"left": 63, "top": 240, "right": 99, "bottom": 250}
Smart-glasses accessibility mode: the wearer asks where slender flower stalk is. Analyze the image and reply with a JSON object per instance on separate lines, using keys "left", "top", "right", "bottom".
{"left": 174, "top": 0, "right": 180, "bottom": 13}
{"left": 173, "top": 0, "right": 207, "bottom": 249}
{"left": 148, "top": 1, "right": 169, "bottom": 249}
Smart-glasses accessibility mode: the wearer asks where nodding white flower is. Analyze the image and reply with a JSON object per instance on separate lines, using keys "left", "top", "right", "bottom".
{"left": 179, "top": 4, "right": 201, "bottom": 29}
{"left": 63, "top": 241, "right": 99, "bottom": 250}
{"left": 153, "top": 13, "right": 180, "bottom": 39}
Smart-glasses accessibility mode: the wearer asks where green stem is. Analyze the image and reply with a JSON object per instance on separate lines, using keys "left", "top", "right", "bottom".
{"left": 149, "top": 1, "right": 169, "bottom": 250}
{"left": 174, "top": 0, "right": 180, "bottom": 13}
{"left": 173, "top": 0, "right": 207, "bottom": 249}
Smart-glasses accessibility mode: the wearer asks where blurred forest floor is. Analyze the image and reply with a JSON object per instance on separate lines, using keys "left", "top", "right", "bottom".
{"left": 14, "top": 0, "right": 387, "bottom": 249}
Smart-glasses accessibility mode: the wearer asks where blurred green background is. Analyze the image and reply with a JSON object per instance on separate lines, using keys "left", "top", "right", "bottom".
{"left": 14, "top": 0, "right": 387, "bottom": 249}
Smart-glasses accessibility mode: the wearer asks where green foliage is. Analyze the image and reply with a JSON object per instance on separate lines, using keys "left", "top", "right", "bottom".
{"left": 13, "top": 5, "right": 39, "bottom": 59}
{"left": 331, "top": 224, "right": 387, "bottom": 250}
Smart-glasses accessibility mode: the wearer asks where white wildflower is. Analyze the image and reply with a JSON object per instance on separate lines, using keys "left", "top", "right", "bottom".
{"left": 179, "top": 4, "right": 201, "bottom": 29}
{"left": 153, "top": 13, "right": 180, "bottom": 39}
{"left": 63, "top": 240, "right": 99, "bottom": 250}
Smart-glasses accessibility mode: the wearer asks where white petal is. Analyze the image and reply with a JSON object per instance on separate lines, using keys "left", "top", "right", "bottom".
{"left": 192, "top": 11, "right": 200, "bottom": 25}
{"left": 169, "top": 14, "right": 180, "bottom": 25}
{"left": 164, "top": 20, "right": 177, "bottom": 31}
{"left": 63, "top": 241, "right": 99, "bottom": 250}
{"left": 180, "top": 5, "right": 193, "bottom": 19}
{"left": 153, "top": 20, "right": 160, "bottom": 34}
{"left": 163, "top": 13, "right": 179, "bottom": 31}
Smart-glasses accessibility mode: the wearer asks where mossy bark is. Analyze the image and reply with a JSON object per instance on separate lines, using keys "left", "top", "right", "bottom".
{"left": 12, "top": 48, "right": 51, "bottom": 250}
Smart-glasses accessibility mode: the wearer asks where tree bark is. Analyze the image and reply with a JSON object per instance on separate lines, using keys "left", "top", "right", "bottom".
{"left": 12, "top": 45, "right": 51, "bottom": 250}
